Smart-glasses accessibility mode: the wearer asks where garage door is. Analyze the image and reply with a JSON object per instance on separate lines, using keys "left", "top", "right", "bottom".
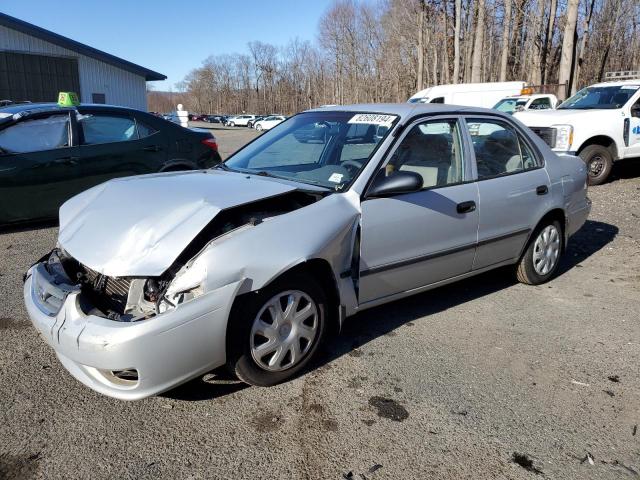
{"left": 0, "top": 52, "right": 81, "bottom": 103}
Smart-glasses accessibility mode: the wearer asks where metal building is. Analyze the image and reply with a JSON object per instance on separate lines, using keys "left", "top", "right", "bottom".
{"left": 0, "top": 13, "right": 165, "bottom": 111}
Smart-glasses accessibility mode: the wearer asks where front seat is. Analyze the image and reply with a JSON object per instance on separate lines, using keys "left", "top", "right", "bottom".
{"left": 397, "top": 134, "right": 452, "bottom": 188}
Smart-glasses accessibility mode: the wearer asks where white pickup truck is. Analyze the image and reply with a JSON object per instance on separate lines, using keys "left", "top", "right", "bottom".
{"left": 493, "top": 93, "right": 558, "bottom": 114}
{"left": 514, "top": 79, "right": 640, "bottom": 185}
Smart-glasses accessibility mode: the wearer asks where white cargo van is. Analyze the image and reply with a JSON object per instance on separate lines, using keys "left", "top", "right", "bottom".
{"left": 408, "top": 81, "right": 526, "bottom": 108}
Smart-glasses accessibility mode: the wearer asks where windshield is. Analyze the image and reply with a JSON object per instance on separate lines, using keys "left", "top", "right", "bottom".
{"left": 558, "top": 85, "right": 639, "bottom": 110}
{"left": 223, "top": 111, "right": 398, "bottom": 190}
{"left": 493, "top": 98, "right": 528, "bottom": 114}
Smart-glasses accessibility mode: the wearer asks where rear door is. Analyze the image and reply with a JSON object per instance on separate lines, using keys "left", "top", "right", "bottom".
{"left": 463, "top": 116, "right": 552, "bottom": 269}
{"left": 74, "top": 109, "right": 167, "bottom": 191}
{"left": 0, "top": 111, "right": 82, "bottom": 222}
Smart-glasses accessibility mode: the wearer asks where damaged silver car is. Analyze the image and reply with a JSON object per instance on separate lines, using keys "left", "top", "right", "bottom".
{"left": 24, "top": 104, "right": 591, "bottom": 400}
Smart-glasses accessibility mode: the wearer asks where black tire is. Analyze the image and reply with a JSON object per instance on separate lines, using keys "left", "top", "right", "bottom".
{"left": 226, "top": 272, "right": 328, "bottom": 387}
{"left": 579, "top": 144, "right": 613, "bottom": 186}
{"left": 516, "top": 220, "right": 563, "bottom": 285}
{"left": 229, "top": 122, "right": 235, "bottom": 127}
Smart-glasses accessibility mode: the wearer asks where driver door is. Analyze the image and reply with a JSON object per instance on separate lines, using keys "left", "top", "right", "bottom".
{"left": 358, "top": 117, "right": 480, "bottom": 304}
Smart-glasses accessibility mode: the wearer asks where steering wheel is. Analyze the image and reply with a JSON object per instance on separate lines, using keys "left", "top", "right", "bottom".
{"left": 341, "top": 160, "right": 363, "bottom": 174}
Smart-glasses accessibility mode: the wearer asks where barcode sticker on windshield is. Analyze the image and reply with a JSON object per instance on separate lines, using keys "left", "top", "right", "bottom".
{"left": 348, "top": 114, "right": 395, "bottom": 126}
{"left": 328, "top": 173, "right": 343, "bottom": 183}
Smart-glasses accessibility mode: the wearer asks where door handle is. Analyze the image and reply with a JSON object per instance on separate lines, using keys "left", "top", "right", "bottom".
{"left": 143, "top": 145, "right": 161, "bottom": 152}
{"left": 53, "top": 156, "right": 79, "bottom": 165}
{"left": 536, "top": 185, "right": 549, "bottom": 195}
{"left": 456, "top": 200, "right": 476, "bottom": 214}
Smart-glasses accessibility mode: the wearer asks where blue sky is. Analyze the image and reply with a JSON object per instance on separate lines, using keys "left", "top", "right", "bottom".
{"left": 2, "top": 0, "right": 333, "bottom": 90}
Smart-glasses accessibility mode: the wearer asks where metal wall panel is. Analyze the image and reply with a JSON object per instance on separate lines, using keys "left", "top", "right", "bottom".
{"left": 0, "top": 52, "right": 80, "bottom": 101}
{"left": 0, "top": 25, "right": 148, "bottom": 110}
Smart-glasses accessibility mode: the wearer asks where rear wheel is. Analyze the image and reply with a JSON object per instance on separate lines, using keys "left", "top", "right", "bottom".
{"left": 227, "top": 272, "right": 328, "bottom": 386}
{"left": 516, "top": 221, "right": 562, "bottom": 285}
{"left": 579, "top": 144, "right": 613, "bottom": 186}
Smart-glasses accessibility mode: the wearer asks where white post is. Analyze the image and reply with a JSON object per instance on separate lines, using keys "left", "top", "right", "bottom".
{"left": 176, "top": 103, "right": 189, "bottom": 128}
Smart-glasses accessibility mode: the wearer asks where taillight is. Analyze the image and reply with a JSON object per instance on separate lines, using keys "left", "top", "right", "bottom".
{"left": 201, "top": 138, "right": 218, "bottom": 151}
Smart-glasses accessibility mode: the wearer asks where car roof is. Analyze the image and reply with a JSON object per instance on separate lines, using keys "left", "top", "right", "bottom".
{"left": 306, "top": 103, "right": 505, "bottom": 120}
{"left": 0, "top": 102, "right": 146, "bottom": 116}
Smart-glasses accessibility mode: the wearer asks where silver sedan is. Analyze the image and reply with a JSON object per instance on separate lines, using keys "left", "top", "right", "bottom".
{"left": 23, "top": 104, "right": 591, "bottom": 399}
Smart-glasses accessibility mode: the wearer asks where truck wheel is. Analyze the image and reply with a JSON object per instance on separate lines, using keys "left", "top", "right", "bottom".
{"left": 226, "top": 272, "right": 328, "bottom": 387}
{"left": 579, "top": 144, "right": 612, "bottom": 186}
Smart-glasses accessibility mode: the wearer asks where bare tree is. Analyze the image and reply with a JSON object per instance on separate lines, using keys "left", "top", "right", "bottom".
{"left": 558, "top": 0, "right": 580, "bottom": 98}
{"left": 499, "top": 0, "right": 512, "bottom": 81}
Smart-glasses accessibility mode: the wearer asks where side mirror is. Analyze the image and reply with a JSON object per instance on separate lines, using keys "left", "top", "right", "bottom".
{"left": 367, "top": 170, "right": 423, "bottom": 198}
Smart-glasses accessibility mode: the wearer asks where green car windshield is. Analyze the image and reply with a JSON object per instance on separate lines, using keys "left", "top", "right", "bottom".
{"left": 223, "top": 111, "right": 398, "bottom": 190}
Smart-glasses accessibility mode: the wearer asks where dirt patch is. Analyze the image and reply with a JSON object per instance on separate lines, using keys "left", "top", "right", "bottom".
{"left": 252, "top": 411, "right": 284, "bottom": 433}
{"left": 0, "top": 317, "right": 27, "bottom": 330}
{"left": 0, "top": 453, "right": 41, "bottom": 479}
{"left": 368, "top": 396, "right": 409, "bottom": 422}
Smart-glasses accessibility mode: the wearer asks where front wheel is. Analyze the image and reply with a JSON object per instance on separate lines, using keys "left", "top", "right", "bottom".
{"left": 227, "top": 272, "right": 328, "bottom": 386}
{"left": 579, "top": 144, "right": 613, "bottom": 186}
{"left": 516, "top": 221, "right": 562, "bottom": 285}
{"left": 256, "top": 124, "right": 263, "bottom": 131}
{"left": 229, "top": 122, "right": 235, "bottom": 127}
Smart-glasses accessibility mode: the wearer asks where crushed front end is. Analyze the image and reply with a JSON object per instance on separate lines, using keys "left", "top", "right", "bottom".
{"left": 23, "top": 248, "right": 242, "bottom": 400}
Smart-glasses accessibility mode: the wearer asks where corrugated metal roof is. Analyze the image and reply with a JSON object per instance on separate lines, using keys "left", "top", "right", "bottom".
{"left": 0, "top": 12, "right": 166, "bottom": 81}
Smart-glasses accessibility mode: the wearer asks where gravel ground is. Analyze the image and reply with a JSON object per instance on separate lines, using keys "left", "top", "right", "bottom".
{"left": 1, "top": 130, "right": 639, "bottom": 479}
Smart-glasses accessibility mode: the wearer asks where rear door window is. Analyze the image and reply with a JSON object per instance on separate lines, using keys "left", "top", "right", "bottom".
{"left": 78, "top": 113, "right": 137, "bottom": 145}
{"left": 0, "top": 114, "right": 70, "bottom": 153}
{"left": 529, "top": 97, "right": 552, "bottom": 110}
{"left": 465, "top": 118, "right": 540, "bottom": 179}
{"left": 136, "top": 120, "right": 157, "bottom": 138}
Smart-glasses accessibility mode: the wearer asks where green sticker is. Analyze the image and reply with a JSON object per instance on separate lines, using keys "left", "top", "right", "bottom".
{"left": 58, "top": 92, "right": 80, "bottom": 107}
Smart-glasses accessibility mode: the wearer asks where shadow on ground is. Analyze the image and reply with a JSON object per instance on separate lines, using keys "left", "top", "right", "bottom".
{"left": 0, "top": 219, "right": 57, "bottom": 235}
{"left": 610, "top": 160, "right": 640, "bottom": 183}
{"left": 166, "top": 219, "right": 617, "bottom": 401}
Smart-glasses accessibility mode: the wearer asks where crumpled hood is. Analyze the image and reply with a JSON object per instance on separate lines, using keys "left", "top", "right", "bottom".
{"left": 514, "top": 108, "right": 615, "bottom": 127}
{"left": 58, "top": 170, "right": 297, "bottom": 277}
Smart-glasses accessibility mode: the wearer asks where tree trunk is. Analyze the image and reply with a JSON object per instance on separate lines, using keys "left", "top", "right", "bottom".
{"left": 573, "top": 0, "right": 596, "bottom": 93}
{"left": 541, "top": 0, "right": 558, "bottom": 84}
{"left": 453, "top": 0, "right": 462, "bottom": 83}
{"left": 558, "top": 0, "right": 579, "bottom": 99}
{"left": 470, "top": 0, "right": 485, "bottom": 82}
{"left": 417, "top": 0, "right": 426, "bottom": 91}
{"left": 499, "top": 0, "right": 511, "bottom": 81}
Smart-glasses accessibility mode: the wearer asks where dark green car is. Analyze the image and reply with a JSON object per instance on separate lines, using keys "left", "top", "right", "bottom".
{"left": 0, "top": 103, "right": 221, "bottom": 225}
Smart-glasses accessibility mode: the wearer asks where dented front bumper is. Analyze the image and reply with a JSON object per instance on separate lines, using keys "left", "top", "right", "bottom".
{"left": 24, "top": 264, "right": 243, "bottom": 400}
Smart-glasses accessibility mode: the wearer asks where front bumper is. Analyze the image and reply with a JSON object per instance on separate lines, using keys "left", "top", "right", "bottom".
{"left": 24, "top": 264, "right": 243, "bottom": 400}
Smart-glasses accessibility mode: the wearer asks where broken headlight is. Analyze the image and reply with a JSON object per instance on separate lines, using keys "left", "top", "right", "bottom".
{"left": 157, "top": 260, "right": 207, "bottom": 313}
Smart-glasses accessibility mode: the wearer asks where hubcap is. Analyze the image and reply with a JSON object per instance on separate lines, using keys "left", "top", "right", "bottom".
{"left": 250, "top": 290, "right": 319, "bottom": 372}
{"left": 589, "top": 155, "right": 604, "bottom": 177}
{"left": 532, "top": 225, "right": 561, "bottom": 276}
